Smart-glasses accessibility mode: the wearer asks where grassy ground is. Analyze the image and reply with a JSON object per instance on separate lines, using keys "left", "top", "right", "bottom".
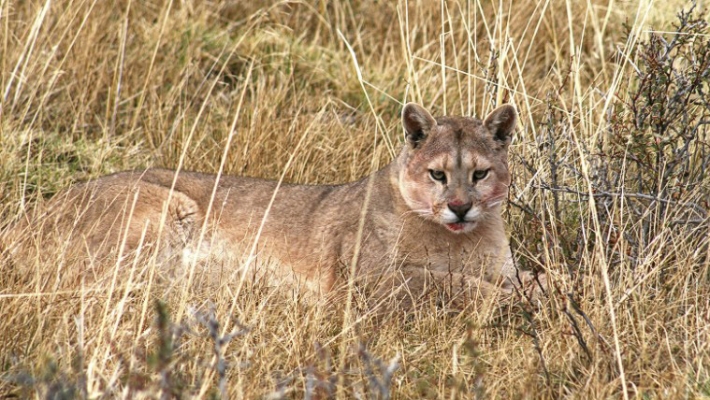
{"left": 1, "top": 0, "right": 709, "bottom": 398}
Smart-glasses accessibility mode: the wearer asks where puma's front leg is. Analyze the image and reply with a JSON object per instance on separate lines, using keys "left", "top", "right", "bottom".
{"left": 370, "top": 266, "right": 514, "bottom": 309}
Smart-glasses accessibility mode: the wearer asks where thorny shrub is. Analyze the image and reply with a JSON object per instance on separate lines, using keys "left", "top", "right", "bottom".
{"left": 513, "top": 2, "right": 709, "bottom": 278}
{"left": 506, "top": 3, "right": 710, "bottom": 376}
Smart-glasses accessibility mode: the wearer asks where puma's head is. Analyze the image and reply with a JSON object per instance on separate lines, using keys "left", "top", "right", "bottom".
{"left": 397, "top": 102, "right": 516, "bottom": 234}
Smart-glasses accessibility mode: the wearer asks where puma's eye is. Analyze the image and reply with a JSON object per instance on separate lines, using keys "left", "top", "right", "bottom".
{"left": 472, "top": 169, "right": 490, "bottom": 181}
{"left": 429, "top": 169, "right": 447, "bottom": 183}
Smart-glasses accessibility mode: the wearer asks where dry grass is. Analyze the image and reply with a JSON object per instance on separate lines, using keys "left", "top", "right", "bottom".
{"left": 1, "top": 0, "right": 709, "bottom": 398}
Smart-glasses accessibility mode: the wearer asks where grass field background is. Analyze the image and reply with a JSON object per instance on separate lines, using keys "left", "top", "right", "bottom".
{"left": 1, "top": 0, "right": 709, "bottom": 398}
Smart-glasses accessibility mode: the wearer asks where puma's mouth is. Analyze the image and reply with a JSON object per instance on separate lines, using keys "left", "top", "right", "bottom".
{"left": 445, "top": 221, "right": 477, "bottom": 233}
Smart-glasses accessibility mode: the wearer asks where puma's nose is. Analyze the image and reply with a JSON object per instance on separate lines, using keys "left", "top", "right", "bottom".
{"left": 448, "top": 201, "right": 472, "bottom": 220}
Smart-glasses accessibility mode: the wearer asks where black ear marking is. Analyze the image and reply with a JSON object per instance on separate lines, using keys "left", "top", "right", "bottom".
{"left": 483, "top": 104, "right": 517, "bottom": 146}
{"left": 402, "top": 103, "right": 437, "bottom": 148}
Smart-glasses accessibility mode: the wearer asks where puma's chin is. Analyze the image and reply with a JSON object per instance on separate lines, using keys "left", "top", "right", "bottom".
{"left": 444, "top": 221, "right": 478, "bottom": 233}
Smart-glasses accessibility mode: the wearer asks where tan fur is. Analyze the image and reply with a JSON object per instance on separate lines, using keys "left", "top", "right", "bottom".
{"left": 4, "top": 104, "right": 545, "bottom": 307}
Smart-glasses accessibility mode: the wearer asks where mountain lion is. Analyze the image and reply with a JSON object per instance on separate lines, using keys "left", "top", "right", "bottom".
{"left": 4, "top": 103, "right": 545, "bottom": 307}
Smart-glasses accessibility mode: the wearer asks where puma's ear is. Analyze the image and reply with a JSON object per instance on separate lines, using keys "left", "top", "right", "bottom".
{"left": 483, "top": 104, "right": 517, "bottom": 146}
{"left": 402, "top": 103, "right": 437, "bottom": 148}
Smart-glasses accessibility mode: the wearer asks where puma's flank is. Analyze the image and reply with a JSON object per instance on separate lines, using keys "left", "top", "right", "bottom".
{"left": 5, "top": 103, "right": 544, "bottom": 306}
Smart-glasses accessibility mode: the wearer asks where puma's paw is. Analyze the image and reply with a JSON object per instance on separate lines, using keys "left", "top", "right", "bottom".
{"left": 524, "top": 272, "right": 547, "bottom": 301}
{"left": 504, "top": 270, "right": 547, "bottom": 302}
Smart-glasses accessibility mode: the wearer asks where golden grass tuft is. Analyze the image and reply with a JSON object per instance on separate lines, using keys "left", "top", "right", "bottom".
{"left": 1, "top": 0, "right": 709, "bottom": 398}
